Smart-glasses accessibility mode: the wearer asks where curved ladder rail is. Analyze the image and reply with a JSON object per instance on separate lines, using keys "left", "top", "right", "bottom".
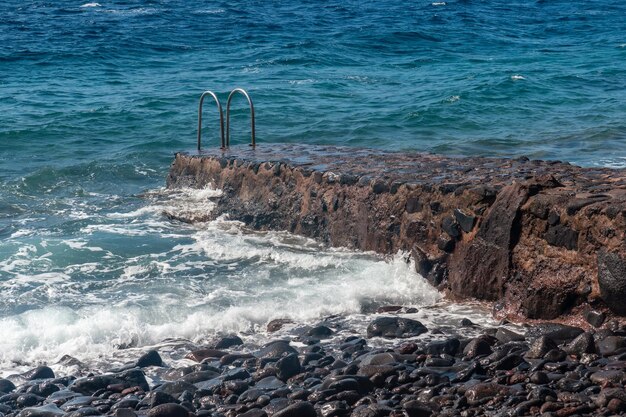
{"left": 226, "top": 88, "right": 255, "bottom": 147}
{"left": 197, "top": 90, "right": 225, "bottom": 150}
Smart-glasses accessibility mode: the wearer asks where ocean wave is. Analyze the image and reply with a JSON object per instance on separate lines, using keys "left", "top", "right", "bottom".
{"left": 0, "top": 250, "right": 442, "bottom": 376}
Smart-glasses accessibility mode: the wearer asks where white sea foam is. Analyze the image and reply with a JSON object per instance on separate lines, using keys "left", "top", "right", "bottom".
{"left": 0, "top": 184, "right": 497, "bottom": 377}
{"left": 80, "top": 3, "right": 101, "bottom": 8}
{"left": 193, "top": 9, "right": 225, "bottom": 15}
{"left": 0, "top": 250, "right": 445, "bottom": 376}
{"left": 511, "top": 74, "right": 526, "bottom": 80}
{"left": 288, "top": 79, "right": 316, "bottom": 85}
{"left": 432, "top": 2, "right": 446, "bottom": 6}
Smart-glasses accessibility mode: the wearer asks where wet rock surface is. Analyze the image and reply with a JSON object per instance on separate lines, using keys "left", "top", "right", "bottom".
{"left": 167, "top": 145, "right": 626, "bottom": 319}
{"left": 4, "top": 319, "right": 626, "bottom": 417}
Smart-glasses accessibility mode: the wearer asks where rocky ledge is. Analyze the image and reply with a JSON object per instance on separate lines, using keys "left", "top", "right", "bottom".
{"left": 3, "top": 318, "right": 626, "bottom": 417}
{"left": 166, "top": 144, "right": 626, "bottom": 320}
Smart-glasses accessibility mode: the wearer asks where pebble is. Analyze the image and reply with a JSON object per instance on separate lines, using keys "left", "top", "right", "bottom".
{"left": 4, "top": 319, "right": 626, "bottom": 417}
{"left": 146, "top": 403, "right": 189, "bottom": 417}
{"left": 136, "top": 350, "right": 163, "bottom": 368}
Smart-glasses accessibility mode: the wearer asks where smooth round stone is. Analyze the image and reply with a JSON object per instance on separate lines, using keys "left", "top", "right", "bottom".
{"left": 65, "top": 407, "right": 101, "bottom": 417}
{"left": 306, "top": 326, "right": 333, "bottom": 338}
{"left": 214, "top": 335, "right": 244, "bottom": 349}
{"left": 272, "top": 401, "right": 316, "bottom": 417}
{"left": 16, "top": 404, "right": 64, "bottom": 417}
{"left": 146, "top": 403, "right": 189, "bottom": 417}
{"left": 136, "top": 350, "right": 163, "bottom": 368}
{"left": 275, "top": 353, "right": 301, "bottom": 381}
{"left": 0, "top": 379, "right": 16, "bottom": 394}
{"left": 590, "top": 370, "right": 625, "bottom": 385}
{"left": 22, "top": 366, "right": 55, "bottom": 381}
{"left": 255, "top": 376, "right": 285, "bottom": 390}
{"left": 17, "top": 394, "right": 42, "bottom": 408}
{"left": 366, "top": 317, "right": 427, "bottom": 339}
{"left": 256, "top": 341, "right": 298, "bottom": 359}
{"left": 237, "top": 409, "right": 267, "bottom": 417}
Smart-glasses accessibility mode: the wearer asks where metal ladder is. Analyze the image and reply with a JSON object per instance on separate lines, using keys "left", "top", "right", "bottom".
{"left": 197, "top": 88, "right": 255, "bottom": 151}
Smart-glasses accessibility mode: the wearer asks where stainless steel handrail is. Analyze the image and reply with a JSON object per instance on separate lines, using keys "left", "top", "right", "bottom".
{"left": 226, "top": 88, "right": 255, "bottom": 147}
{"left": 197, "top": 90, "right": 225, "bottom": 150}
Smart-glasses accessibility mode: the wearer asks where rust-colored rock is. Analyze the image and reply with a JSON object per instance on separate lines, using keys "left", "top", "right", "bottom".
{"left": 448, "top": 183, "right": 529, "bottom": 301}
{"left": 166, "top": 144, "right": 626, "bottom": 320}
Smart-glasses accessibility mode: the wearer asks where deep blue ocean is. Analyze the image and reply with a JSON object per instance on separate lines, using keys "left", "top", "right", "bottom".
{"left": 0, "top": 0, "right": 624, "bottom": 374}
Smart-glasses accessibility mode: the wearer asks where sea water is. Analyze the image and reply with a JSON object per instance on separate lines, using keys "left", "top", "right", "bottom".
{"left": 0, "top": 0, "right": 624, "bottom": 375}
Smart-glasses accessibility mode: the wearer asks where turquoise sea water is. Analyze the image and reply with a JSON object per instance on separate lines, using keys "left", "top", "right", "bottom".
{"left": 0, "top": 1, "right": 624, "bottom": 373}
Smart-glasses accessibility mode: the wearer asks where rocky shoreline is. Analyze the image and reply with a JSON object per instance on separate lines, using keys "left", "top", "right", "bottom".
{"left": 167, "top": 145, "right": 626, "bottom": 322}
{"left": 2, "top": 313, "right": 626, "bottom": 417}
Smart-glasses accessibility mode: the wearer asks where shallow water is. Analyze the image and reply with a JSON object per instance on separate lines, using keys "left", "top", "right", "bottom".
{"left": 0, "top": 0, "right": 623, "bottom": 374}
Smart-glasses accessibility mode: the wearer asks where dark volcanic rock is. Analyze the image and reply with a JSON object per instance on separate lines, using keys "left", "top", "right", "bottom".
{"left": 136, "top": 350, "right": 163, "bottom": 367}
{"left": 307, "top": 325, "right": 333, "bottom": 338}
{"left": 22, "top": 366, "right": 55, "bottom": 380}
{"left": 147, "top": 403, "right": 189, "bottom": 417}
{"left": 463, "top": 337, "right": 493, "bottom": 359}
{"left": 185, "top": 349, "right": 227, "bottom": 362}
{"left": 17, "top": 394, "right": 43, "bottom": 408}
{"left": 366, "top": 317, "right": 427, "bottom": 338}
{"left": 275, "top": 353, "right": 301, "bottom": 381}
{"left": 267, "top": 319, "right": 293, "bottom": 332}
{"left": 454, "top": 209, "right": 476, "bottom": 233}
{"left": 584, "top": 310, "right": 606, "bottom": 328}
{"left": 526, "top": 323, "right": 584, "bottom": 344}
{"left": 257, "top": 341, "right": 298, "bottom": 359}
{"left": 425, "top": 338, "right": 460, "bottom": 356}
{"left": 495, "top": 328, "right": 525, "bottom": 343}
{"left": 0, "top": 379, "right": 15, "bottom": 394}
{"left": 544, "top": 224, "right": 579, "bottom": 250}
{"left": 403, "top": 400, "right": 434, "bottom": 417}
{"left": 215, "top": 335, "right": 244, "bottom": 349}
{"left": 167, "top": 146, "right": 626, "bottom": 321}
{"left": 598, "top": 250, "right": 626, "bottom": 315}
{"left": 155, "top": 381, "right": 197, "bottom": 396}
{"left": 273, "top": 401, "right": 316, "bottom": 417}
{"left": 351, "top": 404, "right": 393, "bottom": 417}
{"left": 525, "top": 336, "right": 557, "bottom": 359}
{"left": 238, "top": 409, "right": 268, "bottom": 417}
{"left": 178, "top": 370, "right": 220, "bottom": 384}
{"left": 449, "top": 183, "right": 528, "bottom": 301}
{"left": 71, "top": 375, "right": 123, "bottom": 395}
{"left": 596, "top": 336, "right": 626, "bottom": 356}
{"left": 16, "top": 404, "right": 64, "bottom": 417}
{"left": 564, "top": 332, "right": 596, "bottom": 356}
{"left": 464, "top": 383, "right": 509, "bottom": 406}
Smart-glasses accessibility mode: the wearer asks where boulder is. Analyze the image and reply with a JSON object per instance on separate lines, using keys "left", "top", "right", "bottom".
{"left": 273, "top": 401, "right": 316, "bottom": 417}
{"left": 598, "top": 251, "right": 626, "bottom": 315}
{"left": 526, "top": 323, "right": 583, "bottom": 344}
{"left": 256, "top": 341, "right": 298, "bottom": 359}
{"left": 464, "top": 383, "right": 510, "bottom": 405}
{"left": 136, "top": 350, "right": 163, "bottom": 368}
{"left": 215, "top": 335, "right": 244, "bottom": 349}
{"left": 22, "top": 366, "right": 55, "bottom": 380}
{"left": 16, "top": 404, "right": 64, "bottom": 417}
{"left": 366, "top": 317, "right": 427, "bottom": 338}
{"left": 0, "top": 379, "right": 16, "bottom": 394}
{"left": 275, "top": 353, "right": 301, "bottom": 381}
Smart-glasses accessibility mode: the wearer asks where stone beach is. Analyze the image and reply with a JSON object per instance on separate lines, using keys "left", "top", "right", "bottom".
{"left": 5, "top": 145, "right": 624, "bottom": 417}
{"left": 2, "top": 312, "right": 626, "bottom": 417}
